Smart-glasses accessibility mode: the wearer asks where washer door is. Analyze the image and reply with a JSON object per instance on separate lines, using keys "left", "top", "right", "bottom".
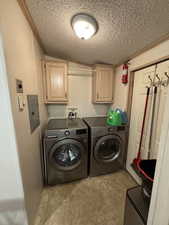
{"left": 49, "top": 139, "right": 84, "bottom": 171}
{"left": 94, "top": 135, "right": 122, "bottom": 163}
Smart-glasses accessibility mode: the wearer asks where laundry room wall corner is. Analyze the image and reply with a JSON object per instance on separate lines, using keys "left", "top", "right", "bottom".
{"left": 0, "top": 0, "right": 48, "bottom": 224}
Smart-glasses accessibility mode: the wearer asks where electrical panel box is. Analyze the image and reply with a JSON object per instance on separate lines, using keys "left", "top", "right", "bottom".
{"left": 27, "top": 95, "right": 40, "bottom": 133}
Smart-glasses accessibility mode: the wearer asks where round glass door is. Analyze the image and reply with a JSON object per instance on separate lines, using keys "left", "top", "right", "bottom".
{"left": 94, "top": 135, "right": 122, "bottom": 163}
{"left": 49, "top": 139, "right": 83, "bottom": 171}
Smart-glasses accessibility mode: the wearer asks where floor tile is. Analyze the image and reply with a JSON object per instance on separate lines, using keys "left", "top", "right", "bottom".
{"left": 34, "top": 170, "right": 136, "bottom": 225}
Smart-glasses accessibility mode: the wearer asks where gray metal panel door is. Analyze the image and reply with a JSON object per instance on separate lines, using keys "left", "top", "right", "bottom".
{"left": 27, "top": 95, "right": 40, "bottom": 133}
{"left": 124, "top": 198, "right": 145, "bottom": 225}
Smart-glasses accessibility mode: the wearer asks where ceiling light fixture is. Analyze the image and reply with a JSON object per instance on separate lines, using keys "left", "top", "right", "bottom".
{"left": 71, "top": 14, "right": 98, "bottom": 40}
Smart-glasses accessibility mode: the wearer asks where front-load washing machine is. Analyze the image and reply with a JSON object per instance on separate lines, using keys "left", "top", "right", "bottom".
{"left": 43, "top": 118, "right": 88, "bottom": 185}
{"left": 83, "top": 117, "right": 128, "bottom": 177}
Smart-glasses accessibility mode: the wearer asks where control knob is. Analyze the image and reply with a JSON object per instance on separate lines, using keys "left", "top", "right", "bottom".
{"left": 64, "top": 130, "right": 70, "bottom": 136}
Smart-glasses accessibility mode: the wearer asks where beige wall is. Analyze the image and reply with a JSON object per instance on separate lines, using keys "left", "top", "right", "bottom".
{"left": 113, "top": 39, "right": 169, "bottom": 111}
{"left": 45, "top": 56, "right": 110, "bottom": 118}
{"left": 0, "top": 0, "right": 48, "bottom": 225}
{"left": 112, "top": 65, "right": 129, "bottom": 110}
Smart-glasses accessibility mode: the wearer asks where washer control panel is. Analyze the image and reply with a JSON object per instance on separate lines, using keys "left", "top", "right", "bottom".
{"left": 46, "top": 128, "right": 88, "bottom": 138}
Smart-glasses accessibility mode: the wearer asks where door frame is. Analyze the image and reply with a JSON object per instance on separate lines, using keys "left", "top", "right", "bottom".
{"left": 0, "top": 34, "right": 28, "bottom": 224}
{"left": 126, "top": 57, "right": 169, "bottom": 225}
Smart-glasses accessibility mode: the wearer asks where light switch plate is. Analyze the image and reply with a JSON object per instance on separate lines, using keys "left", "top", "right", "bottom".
{"left": 17, "top": 94, "right": 25, "bottom": 111}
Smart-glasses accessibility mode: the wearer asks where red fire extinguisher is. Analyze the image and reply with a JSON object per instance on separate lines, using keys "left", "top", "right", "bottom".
{"left": 122, "top": 63, "right": 128, "bottom": 84}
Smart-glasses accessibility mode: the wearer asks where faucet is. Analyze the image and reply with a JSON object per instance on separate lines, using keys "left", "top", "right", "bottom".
{"left": 68, "top": 108, "right": 78, "bottom": 119}
{"left": 68, "top": 111, "right": 73, "bottom": 119}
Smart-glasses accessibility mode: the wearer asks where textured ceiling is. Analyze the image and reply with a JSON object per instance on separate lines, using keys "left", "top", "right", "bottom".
{"left": 26, "top": 0, "right": 169, "bottom": 65}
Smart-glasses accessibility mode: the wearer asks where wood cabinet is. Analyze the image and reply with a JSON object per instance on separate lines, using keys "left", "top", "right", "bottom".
{"left": 92, "top": 64, "right": 114, "bottom": 103}
{"left": 43, "top": 61, "right": 68, "bottom": 104}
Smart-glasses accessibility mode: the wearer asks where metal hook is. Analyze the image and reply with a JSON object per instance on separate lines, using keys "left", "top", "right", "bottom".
{"left": 162, "top": 81, "right": 168, "bottom": 87}
{"left": 161, "top": 72, "right": 169, "bottom": 87}
{"left": 148, "top": 75, "right": 152, "bottom": 82}
{"left": 148, "top": 75, "right": 155, "bottom": 87}
{"left": 164, "top": 72, "right": 169, "bottom": 79}
{"left": 156, "top": 74, "right": 161, "bottom": 81}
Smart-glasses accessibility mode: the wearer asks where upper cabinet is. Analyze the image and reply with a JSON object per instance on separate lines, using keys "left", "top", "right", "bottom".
{"left": 92, "top": 64, "right": 114, "bottom": 103}
{"left": 43, "top": 61, "right": 68, "bottom": 104}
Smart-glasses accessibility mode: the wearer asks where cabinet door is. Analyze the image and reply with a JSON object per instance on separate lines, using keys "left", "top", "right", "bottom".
{"left": 95, "top": 67, "right": 113, "bottom": 102}
{"left": 45, "top": 62, "right": 68, "bottom": 103}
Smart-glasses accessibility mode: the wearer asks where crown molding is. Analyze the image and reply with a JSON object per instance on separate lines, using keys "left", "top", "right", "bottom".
{"left": 17, "top": 0, "right": 46, "bottom": 53}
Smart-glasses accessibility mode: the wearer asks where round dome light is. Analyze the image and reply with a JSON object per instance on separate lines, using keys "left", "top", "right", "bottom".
{"left": 71, "top": 14, "right": 98, "bottom": 40}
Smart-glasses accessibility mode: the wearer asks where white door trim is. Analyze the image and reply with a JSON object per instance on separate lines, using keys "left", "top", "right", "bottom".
{"left": 147, "top": 84, "right": 169, "bottom": 225}
{"left": 0, "top": 34, "right": 28, "bottom": 225}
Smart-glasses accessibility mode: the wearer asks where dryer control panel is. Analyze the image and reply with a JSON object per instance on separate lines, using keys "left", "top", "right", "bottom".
{"left": 76, "top": 129, "right": 87, "bottom": 135}
{"left": 108, "top": 126, "right": 126, "bottom": 133}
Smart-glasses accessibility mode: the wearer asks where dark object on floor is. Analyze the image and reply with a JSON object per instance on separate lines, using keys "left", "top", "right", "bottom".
{"left": 124, "top": 186, "right": 150, "bottom": 225}
{"left": 139, "top": 159, "right": 156, "bottom": 200}
{"left": 138, "top": 160, "right": 156, "bottom": 180}
{"left": 132, "top": 159, "right": 156, "bottom": 200}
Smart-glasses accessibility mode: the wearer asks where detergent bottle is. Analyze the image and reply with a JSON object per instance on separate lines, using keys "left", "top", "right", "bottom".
{"left": 115, "top": 108, "right": 128, "bottom": 125}
{"left": 106, "top": 109, "right": 122, "bottom": 126}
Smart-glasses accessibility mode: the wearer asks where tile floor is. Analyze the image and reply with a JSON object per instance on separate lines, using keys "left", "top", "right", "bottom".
{"left": 34, "top": 170, "right": 136, "bottom": 225}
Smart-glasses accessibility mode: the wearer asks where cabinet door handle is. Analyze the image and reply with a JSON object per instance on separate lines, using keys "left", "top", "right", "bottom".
{"left": 65, "top": 92, "right": 67, "bottom": 98}
{"left": 97, "top": 93, "right": 99, "bottom": 99}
